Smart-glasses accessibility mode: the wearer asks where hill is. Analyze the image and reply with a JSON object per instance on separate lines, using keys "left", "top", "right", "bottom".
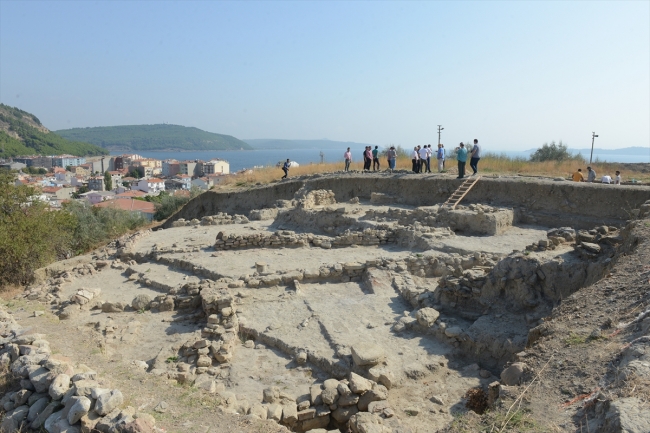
{"left": 56, "top": 124, "right": 253, "bottom": 151}
{"left": 244, "top": 138, "right": 379, "bottom": 150}
{"left": 0, "top": 104, "right": 108, "bottom": 157}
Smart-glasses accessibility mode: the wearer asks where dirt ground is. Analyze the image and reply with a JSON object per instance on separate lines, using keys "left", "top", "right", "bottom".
{"left": 2, "top": 179, "right": 650, "bottom": 433}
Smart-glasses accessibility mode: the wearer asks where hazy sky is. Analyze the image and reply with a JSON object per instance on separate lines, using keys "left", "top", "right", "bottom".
{"left": 1, "top": 1, "right": 648, "bottom": 150}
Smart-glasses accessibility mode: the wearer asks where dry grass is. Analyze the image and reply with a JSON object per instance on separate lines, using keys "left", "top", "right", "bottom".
{"left": 213, "top": 155, "right": 650, "bottom": 190}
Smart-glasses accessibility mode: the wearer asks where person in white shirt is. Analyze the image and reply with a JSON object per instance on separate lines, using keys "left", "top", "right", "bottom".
{"left": 615, "top": 170, "right": 622, "bottom": 185}
{"left": 601, "top": 175, "right": 612, "bottom": 184}
{"left": 411, "top": 147, "right": 419, "bottom": 173}
{"left": 419, "top": 146, "right": 428, "bottom": 174}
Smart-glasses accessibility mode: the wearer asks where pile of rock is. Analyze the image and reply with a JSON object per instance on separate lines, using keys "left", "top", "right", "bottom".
{"left": 171, "top": 213, "right": 249, "bottom": 228}
{"left": 214, "top": 228, "right": 396, "bottom": 251}
{"left": 296, "top": 189, "right": 336, "bottom": 209}
{"left": 23, "top": 261, "right": 110, "bottom": 303}
{"left": 252, "top": 372, "right": 391, "bottom": 432}
{"left": 0, "top": 307, "right": 156, "bottom": 433}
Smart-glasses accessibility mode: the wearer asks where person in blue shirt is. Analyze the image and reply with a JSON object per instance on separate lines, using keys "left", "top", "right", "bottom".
{"left": 436, "top": 144, "right": 445, "bottom": 172}
{"left": 456, "top": 143, "right": 467, "bottom": 179}
{"left": 282, "top": 159, "right": 290, "bottom": 179}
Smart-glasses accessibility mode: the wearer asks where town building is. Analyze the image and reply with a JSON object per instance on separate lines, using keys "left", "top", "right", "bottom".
{"left": 52, "top": 155, "right": 86, "bottom": 168}
{"left": 162, "top": 160, "right": 180, "bottom": 177}
{"left": 81, "top": 191, "right": 115, "bottom": 205}
{"left": 133, "top": 178, "right": 165, "bottom": 194}
{"left": 94, "top": 198, "right": 155, "bottom": 221}
{"left": 203, "top": 159, "right": 230, "bottom": 175}
{"left": 87, "top": 176, "right": 106, "bottom": 191}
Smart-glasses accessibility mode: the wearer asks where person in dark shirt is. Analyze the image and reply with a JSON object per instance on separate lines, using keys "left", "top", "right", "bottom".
{"left": 282, "top": 159, "right": 290, "bottom": 179}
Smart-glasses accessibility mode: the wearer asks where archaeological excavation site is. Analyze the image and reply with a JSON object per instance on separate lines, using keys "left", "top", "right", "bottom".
{"left": 2, "top": 172, "right": 650, "bottom": 433}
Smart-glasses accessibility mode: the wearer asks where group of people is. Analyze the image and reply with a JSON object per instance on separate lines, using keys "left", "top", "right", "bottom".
{"left": 572, "top": 166, "right": 622, "bottom": 184}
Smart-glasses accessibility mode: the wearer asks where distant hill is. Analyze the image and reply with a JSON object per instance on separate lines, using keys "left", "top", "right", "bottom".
{"left": 0, "top": 104, "right": 108, "bottom": 157}
{"left": 56, "top": 124, "right": 253, "bottom": 151}
{"left": 244, "top": 138, "right": 379, "bottom": 150}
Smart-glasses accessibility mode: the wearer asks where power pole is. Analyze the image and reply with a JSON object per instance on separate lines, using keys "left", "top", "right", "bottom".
{"left": 437, "top": 125, "right": 444, "bottom": 145}
{"left": 589, "top": 132, "right": 599, "bottom": 164}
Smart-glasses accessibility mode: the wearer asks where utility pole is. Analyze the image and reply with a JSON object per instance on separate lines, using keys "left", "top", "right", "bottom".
{"left": 589, "top": 132, "right": 599, "bottom": 164}
{"left": 437, "top": 125, "right": 444, "bottom": 145}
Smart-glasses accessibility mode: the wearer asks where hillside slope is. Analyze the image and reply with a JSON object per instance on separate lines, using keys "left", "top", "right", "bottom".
{"left": 56, "top": 124, "right": 253, "bottom": 151}
{"left": 0, "top": 104, "right": 108, "bottom": 157}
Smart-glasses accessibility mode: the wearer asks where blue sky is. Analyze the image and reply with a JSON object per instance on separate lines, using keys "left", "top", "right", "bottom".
{"left": 1, "top": 1, "right": 648, "bottom": 151}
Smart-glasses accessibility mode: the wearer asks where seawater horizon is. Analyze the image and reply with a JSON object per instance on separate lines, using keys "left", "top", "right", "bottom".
{"left": 111, "top": 147, "right": 650, "bottom": 172}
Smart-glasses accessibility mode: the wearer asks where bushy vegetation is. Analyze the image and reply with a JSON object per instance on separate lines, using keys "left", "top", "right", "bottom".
{"left": 0, "top": 171, "right": 148, "bottom": 287}
{"left": 529, "top": 141, "right": 583, "bottom": 162}
{"left": 64, "top": 201, "right": 147, "bottom": 253}
{"left": 0, "top": 172, "right": 75, "bottom": 285}
{"left": 55, "top": 124, "right": 253, "bottom": 151}
{"left": 0, "top": 104, "right": 108, "bottom": 157}
{"left": 141, "top": 188, "right": 202, "bottom": 221}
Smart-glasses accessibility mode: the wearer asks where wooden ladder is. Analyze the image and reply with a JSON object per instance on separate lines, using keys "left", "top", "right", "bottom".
{"left": 442, "top": 176, "right": 481, "bottom": 209}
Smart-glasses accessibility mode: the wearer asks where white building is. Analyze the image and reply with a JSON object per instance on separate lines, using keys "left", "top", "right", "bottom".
{"left": 203, "top": 159, "right": 230, "bottom": 175}
{"left": 133, "top": 178, "right": 166, "bottom": 194}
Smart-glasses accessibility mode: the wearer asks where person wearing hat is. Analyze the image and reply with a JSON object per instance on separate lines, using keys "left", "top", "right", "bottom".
{"left": 456, "top": 142, "right": 468, "bottom": 179}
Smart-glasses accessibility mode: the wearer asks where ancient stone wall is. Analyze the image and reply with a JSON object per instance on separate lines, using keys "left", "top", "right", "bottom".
{"left": 163, "top": 175, "right": 650, "bottom": 229}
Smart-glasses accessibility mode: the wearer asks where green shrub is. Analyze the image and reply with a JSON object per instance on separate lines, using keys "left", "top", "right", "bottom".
{"left": 0, "top": 171, "right": 75, "bottom": 285}
{"left": 530, "top": 141, "right": 584, "bottom": 162}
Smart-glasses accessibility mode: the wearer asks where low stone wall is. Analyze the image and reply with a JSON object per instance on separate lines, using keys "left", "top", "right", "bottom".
{"left": 214, "top": 228, "right": 395, "bottom": 251}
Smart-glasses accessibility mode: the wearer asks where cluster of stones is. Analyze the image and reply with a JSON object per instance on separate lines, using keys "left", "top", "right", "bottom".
{"left": 631, "top": 199, "right": 650, "bottom": 218}
{"left": 295, "top": 189, "right": 337, "bottom": 209}
{"left": 170, "top": 213, "right": 250, "bottom": 227}
{"left": 524, "top": 225, "right": 621, "bottom": 257}
{"left": 254, "top": 372, "right": 391, "bottom": 432}
{"left": 0, "top": 307, "right": 156, "bottom": 433}
{"left": 214, "top": 228, "right": 396, "bottom": 251}
{"left": 391, "top": 252, "right": 499, "bottom": 308}
{"left": 22, "top": 261, "right": 108, "bottom": 304}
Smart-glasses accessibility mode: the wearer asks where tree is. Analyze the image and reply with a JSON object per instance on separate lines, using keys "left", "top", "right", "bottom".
{"left": 0, "top": 170, "right": 76, "bottom": 285}
{"left": 104, "top": 171, "right": 112, "bottom": 191}
{"left": 529, "top": 141, "right": 581, "bottom": 162}
{"left": 71, "top": 185, "right": 88, "bottom": 199}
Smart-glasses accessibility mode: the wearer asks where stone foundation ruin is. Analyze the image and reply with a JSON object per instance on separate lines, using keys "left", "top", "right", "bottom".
{"left": 3, "top": 174, "right": 650, "bottom": 433}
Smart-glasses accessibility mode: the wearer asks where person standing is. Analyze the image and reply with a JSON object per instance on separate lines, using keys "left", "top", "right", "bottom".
{"left": 387, "top": 146, "right": 397, "bottom": 172}
{"left": 411, "top": 147, "right": 419, "bottom": 173}
{"left": 436, "top": 144, "right": 445, "bottom": 172}
{"left": 470, "top": 139, "right": 481, "bottom": 175}
{"left": 426, "top": 145, "right": 433, "bottom": 173}
{"left": 372, "top": 146, "right": 380, "bottom": 171}
{"left": 364, "top": 146, "right": 373, "bottom": 171}
{"left": 281, "top": 159, "right": 290, "bottom": 179}
{"left": 615, "top": 170, "right": 622, "bottom": 185}
{"left": 419, "top": 145, "right": 428, "bottom": 174}
{"left": 344, "top": 148, "right": 352, "bottom": 171}
{"left": 587, "top": 166, "right": 597, "bottom": 182}
{"left": 437, "top": 144, "right": 445, "bottom": 172}
{"left": 441, "top": 144, "right": 446, "bottom": 169}
{"left": 456, "top": 143, "right": 467, "bottom": 179}
{"left": 572, "top": 168, "right": 584, "bottom": 182}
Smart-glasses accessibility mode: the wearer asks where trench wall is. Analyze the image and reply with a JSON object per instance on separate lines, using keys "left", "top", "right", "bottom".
{"left": 162, "top": 175, "right": 650, "bottom": 229}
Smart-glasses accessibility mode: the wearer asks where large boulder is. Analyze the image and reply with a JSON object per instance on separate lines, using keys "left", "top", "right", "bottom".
{"left": 416, "top": 307, "right": 440, "bottom": 327}
{"left": 500, "top": 362, "right": 526, "bottom": 386}
{"left": 131, "top": 294, "right": 152, "bottom": 311}
{"left": 351, "top": 343, "right": 385, "bottom": 367}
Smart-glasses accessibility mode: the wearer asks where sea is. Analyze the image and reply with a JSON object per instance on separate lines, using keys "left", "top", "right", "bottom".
{"left": 111, "top": 147, "right": 650, "bottom": 173}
